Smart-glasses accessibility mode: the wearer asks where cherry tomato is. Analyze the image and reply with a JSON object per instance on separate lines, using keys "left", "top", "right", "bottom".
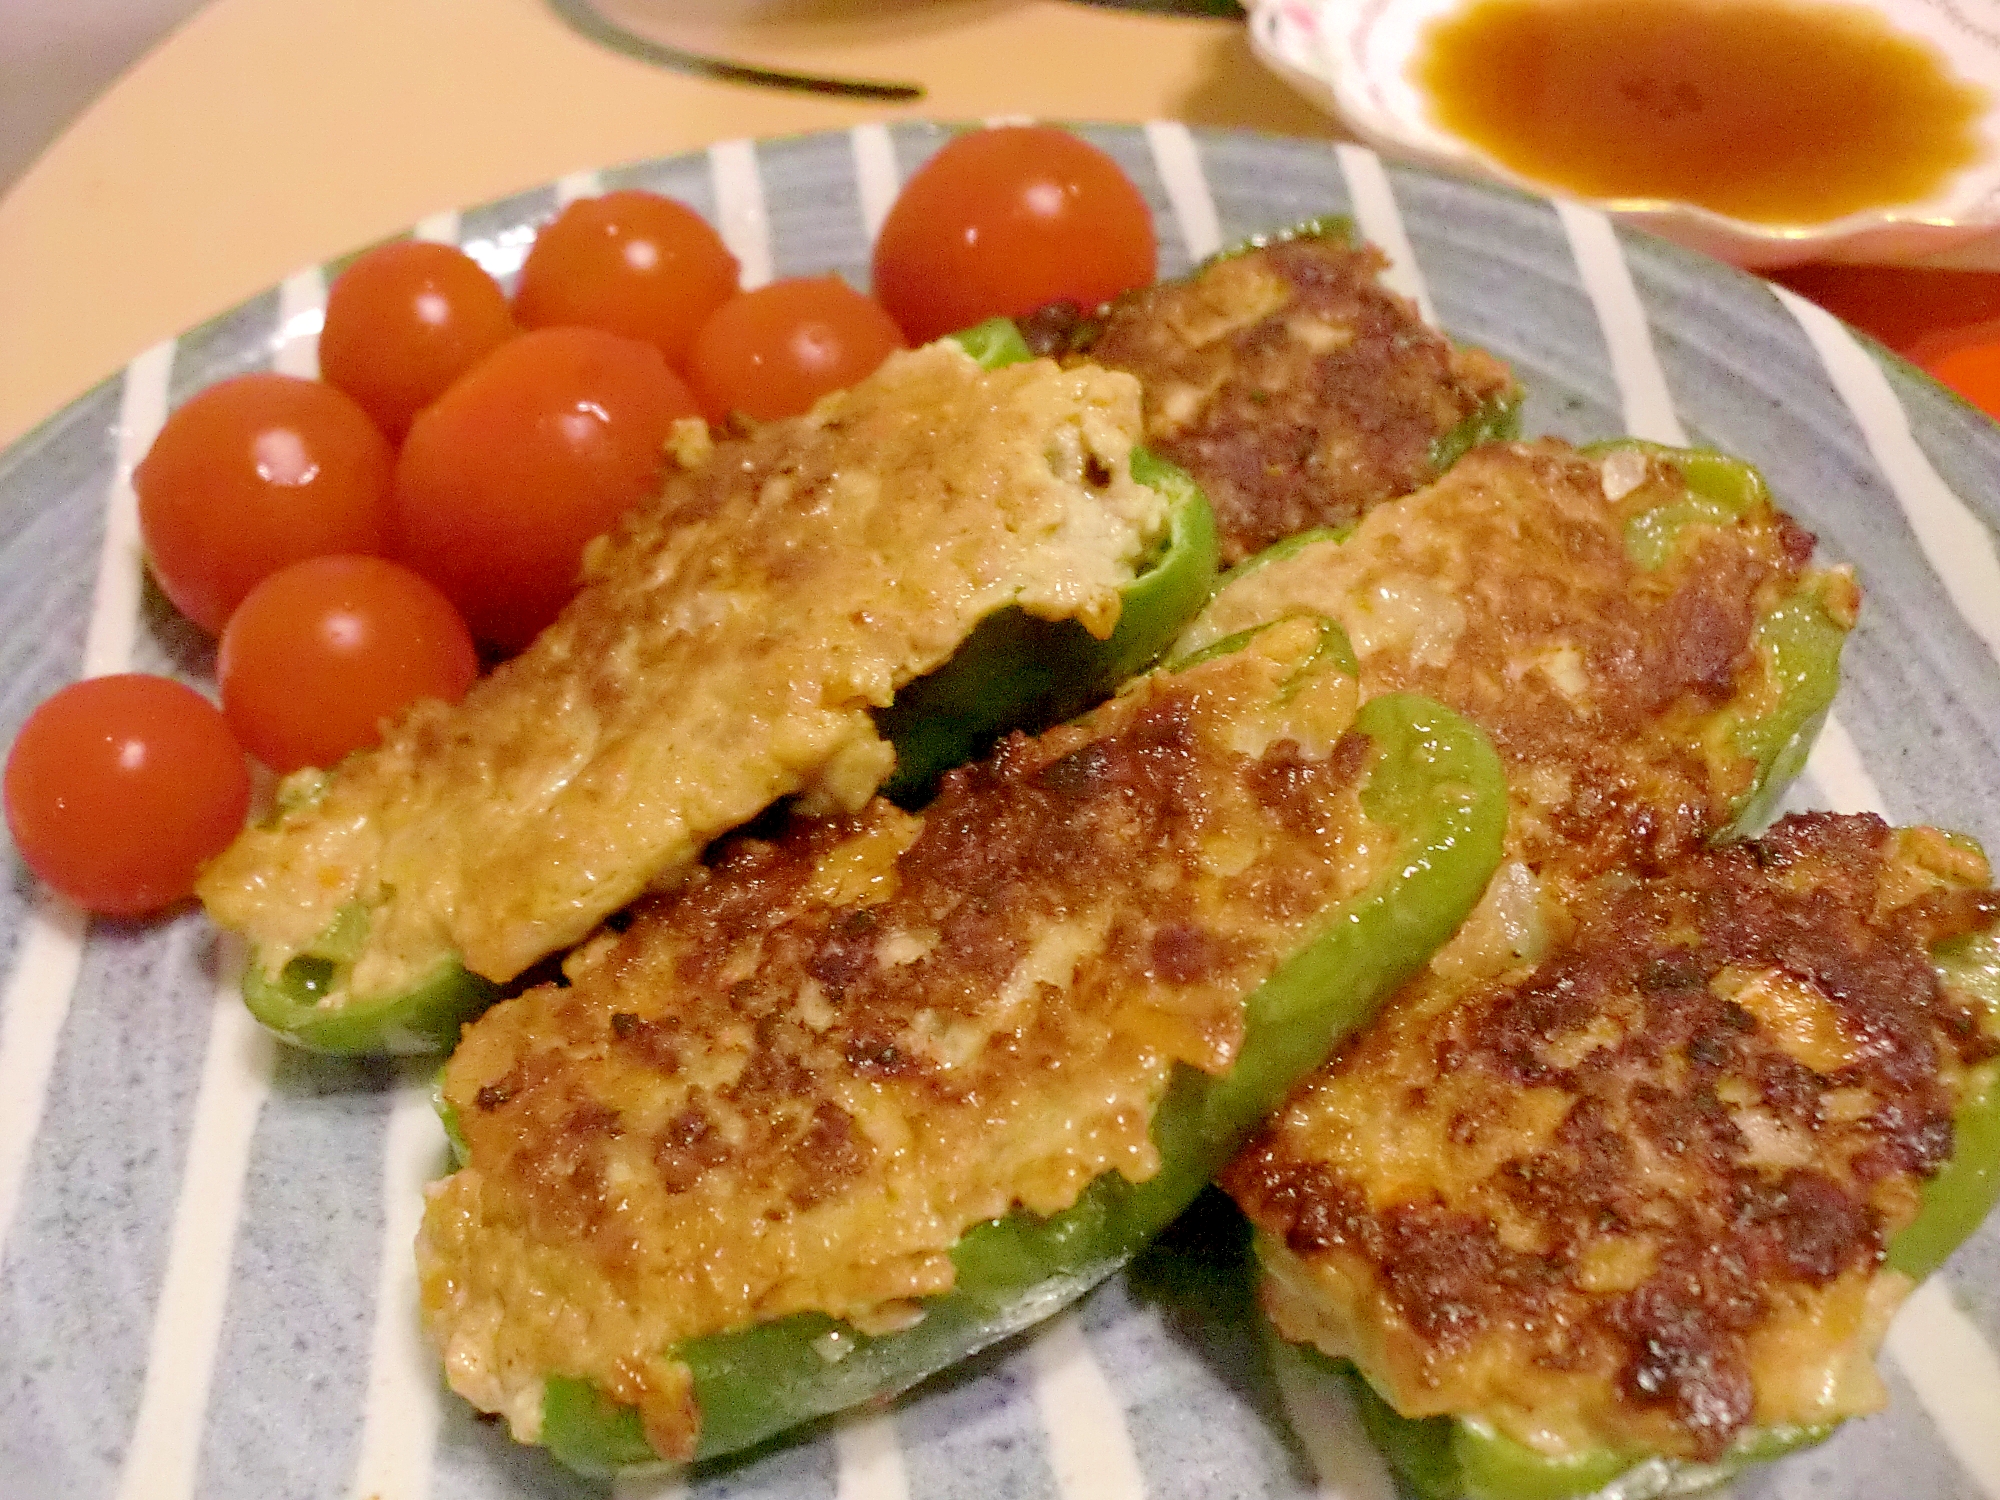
{"left": 218, "top": 555, "right": 479, "bottom": 774}
{"left": 134, "top": 373, "right": 395, "bottom": 635}
{"left": 687, "top": 276, "right": 907, "bottom": 423}
{"left": 871, "top": 126, "right": 1157, "bottom": 346}
{"left": 5, "top": 674, "right": 250, "bottom": 916}
{"left": 393, "top": 326, "right": 700, "bottom": 651}
{"left": 319, "top": 239, "right": 516, "bottom": 442}
{"left": 1912, "top": 340, "right": 2000, "bottom": 424}
{"left": 514, "top": 190, "right": 741, "bottom": 367}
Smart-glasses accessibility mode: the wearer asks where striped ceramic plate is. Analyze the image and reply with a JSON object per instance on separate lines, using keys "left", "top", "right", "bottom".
{"left": 1, "top": 124, "right": 1997, "bottom": 1500}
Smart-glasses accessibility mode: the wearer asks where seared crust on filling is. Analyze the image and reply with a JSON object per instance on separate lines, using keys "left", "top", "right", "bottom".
{"left": 420, "top": 617, "right": 1393, "bottom": 1461}
{"left": 199, "top": 344, "right": 1170, "bottom": 1002}
{"left": 1076, "top": 236, "right": 1518, "bottom": 562}
{"left": 1184, "top": 439, "right": 1855, "bottom": 884}
{"left": 1225, "top": 814, "right": 2000, "bottom": 1462}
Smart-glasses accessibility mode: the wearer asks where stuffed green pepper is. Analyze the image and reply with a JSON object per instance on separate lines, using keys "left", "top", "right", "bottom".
{"left": 419, "top": 611, "right": 1506, "bottom": 1470}
{"left": 198, "top": 337, "right": 1218, "bottom": 1055}
{"left": 1179, "top": 437, "right": 1855, "bottom": 867}
{"left": 1188, "top": 433, "right": 1988, "bottom": 1496}
{"left": 1029, "top": 220, "right": 1522, "bottom": 564}
{"left": 1230, "top": 814, "right": 2000, "bottom": 1500}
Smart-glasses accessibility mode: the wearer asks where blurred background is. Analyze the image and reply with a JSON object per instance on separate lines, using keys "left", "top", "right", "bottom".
{"left": 11, "top": 0, "right": 2000, "bottom": 420}
{"left": 2, "top": 0, "right": 211, "bottom": 193}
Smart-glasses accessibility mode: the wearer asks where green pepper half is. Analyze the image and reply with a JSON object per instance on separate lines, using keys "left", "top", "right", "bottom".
{"left": 1427, "top": 392, "right": 1523, "bottom": 475}
{"left": 1292, "top": 1343, "right": 1831, "bottom": 1500}
{"left": 876, "top": 445, "right": 1220, "bottom": 805}
{"left": 1276, "top": 921, "right": 2000, "bottom": 1500}
{"left": 1208, "top": 442, "right": 1883, "bottom": 1500}
{"left": 245, "top": 934, "right": 497, "bottom": 1056}
{"left": 1893, "top": 927, "right": 2000, "bottom": 1282}
{"left": 237, "top": 346, "right": 1219, "bottom": 1055}
{"left": 1585, "top": 438, "right": 1769, "bottom": 573}
{"left": 1717, "top": 578, "right": 1850, "bottom": 840}
{"left": 1201, "top": 213, "right": 1358, "bottom": 269}
{"left": 1579, "top": 440, "right": 1853, "bottom": 840}
{"left": 531, "top": 679, "right": 1507, "bottom": 1473}
{"left": 947, "top": 315, "right": 1037, "bottom": 371}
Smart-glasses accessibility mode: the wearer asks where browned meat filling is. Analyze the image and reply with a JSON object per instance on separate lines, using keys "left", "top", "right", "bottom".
{"left": 197, "top": 345, "right": 1170, "bottom": 1006}
{"left": 420, "top": 617, "right": 1393, "bottom": 1460}
{"left": 1225, "top": 814, "right": 1999, "bottom": 1462}
{"left": 1070, "top": 235, "right": 1519, "bottom": 562}
{"left": 1183, "top": 439, "right": 1852, "bottom": 885}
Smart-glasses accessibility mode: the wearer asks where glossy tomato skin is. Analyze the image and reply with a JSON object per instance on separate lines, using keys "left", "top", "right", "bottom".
{"left": 871, "top": 126, "right": 1157, "bottom": 345}
{"left": 392, "top": 326, "right": 700, "bottom": 652}
{"left": 688, "top": 276, "right": 907, "bottom": 422}
{"left": 219, "top": 555, "right": 479, "bottom": 774}
{"left": 135, "top": 373, "right": 395, "bottom": 635}
{"left": 515, "top": 190, "right": 741, "bottom": 367}
{"left": 319, "top": 239, "right": 516, "bottom": 441}
{"left": 4, "top": 674, "right": 251, "bottom": 916}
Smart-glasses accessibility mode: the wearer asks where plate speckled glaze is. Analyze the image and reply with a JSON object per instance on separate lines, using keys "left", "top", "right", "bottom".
{"left": 1, "top": 124, "right": 1998, "bottom": 1500}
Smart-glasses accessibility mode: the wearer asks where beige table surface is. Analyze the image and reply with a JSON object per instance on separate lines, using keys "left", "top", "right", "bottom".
{"left": 0, "top": 0, "right": 1335, "bottom": 452}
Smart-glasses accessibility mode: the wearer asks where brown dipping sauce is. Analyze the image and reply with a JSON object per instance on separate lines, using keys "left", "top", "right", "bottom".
{"left": 1414, "top": 0, "right": 1988, "bottom": 225}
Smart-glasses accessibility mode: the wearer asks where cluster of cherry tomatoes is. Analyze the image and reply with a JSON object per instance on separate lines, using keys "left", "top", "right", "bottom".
{"left": 4, "top": 125, "right": 1158, "bottom": 917}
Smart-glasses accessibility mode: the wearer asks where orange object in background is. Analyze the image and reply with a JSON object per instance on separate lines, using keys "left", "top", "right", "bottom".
{"left": 1416, "top": 0, "right": 1984, "bottom": 228}
{"left": 1770, "top": 264, "right": 2000, "bottom": 420}
{"left": 1916, "top": 333, "right": 2000, "bottom": 421}
{"left": 1771, "top": 265, "right": 2000, "bottom": 356}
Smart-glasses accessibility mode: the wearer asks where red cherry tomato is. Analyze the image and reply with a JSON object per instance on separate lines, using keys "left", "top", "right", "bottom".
{"left": 319, "top": 239, "right": 516, "bottom": 442}
{"left": 514, "top": 190, "right": 741, "bottom": 367}
{"left": 392, "top": 326, "right": 700, "bottom": 651}
{"left": 134, "top": 373, "right": 395, "bottom": 635}
{"left": 871, "top": 125, "right": 1157, "bottom": 345}
{"left": 5, "top": 674, "right": 250, "bottom": 916}
{"left": 218, "top": 555, "right": 479, "bottom": 774}
{"left": 687, "top": 276, "right": 907, "bottom": 423}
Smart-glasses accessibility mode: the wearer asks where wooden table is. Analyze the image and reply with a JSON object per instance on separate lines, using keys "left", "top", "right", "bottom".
{"left": 0, "top": 0, "right": 1339, "bottom": 449}
{"left": 0, "top": 0, "right": 1992, "bottom": 451}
